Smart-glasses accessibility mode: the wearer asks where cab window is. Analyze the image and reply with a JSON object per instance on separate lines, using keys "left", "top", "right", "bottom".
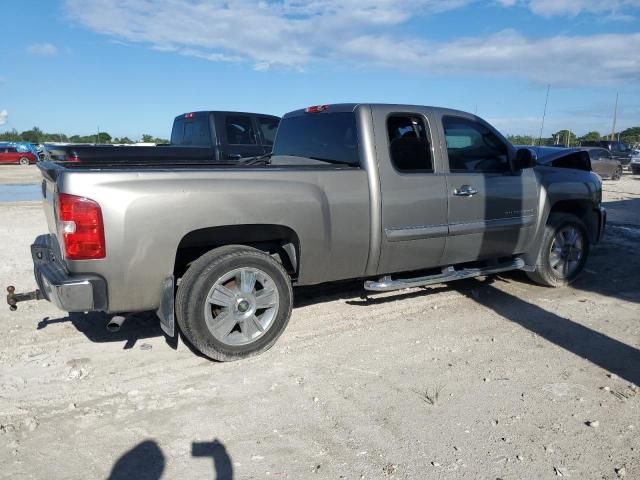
{"left": 387, "top": 115, "right": 433, "bottom": 172}
{"left": 225, "top": 116, "right": 256, "bottom": 145}
{"left": 443, "top": 116, "right": 509, "bottom": 173}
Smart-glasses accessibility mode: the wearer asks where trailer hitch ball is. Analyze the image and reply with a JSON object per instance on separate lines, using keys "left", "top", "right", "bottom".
{"left": 6, "top": 285, "right": 43, "bottom": 311}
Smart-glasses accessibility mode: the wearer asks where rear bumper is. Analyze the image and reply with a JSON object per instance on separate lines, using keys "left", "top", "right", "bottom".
{"left": 32, "top": 235, "right": 107, "bottom": 312}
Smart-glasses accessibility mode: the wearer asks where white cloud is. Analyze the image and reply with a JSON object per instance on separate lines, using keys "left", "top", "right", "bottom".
{"left": 505, "top": 0, "right": 640, "bottom": 17}
{"left": 0, "top": 110, "right": 7, "bottom": 126}
{"left": 65, "top": 0, "right": 640, "bottom": 85}
{"left": 26, "top": 43, "right": 58, "bottom": 56}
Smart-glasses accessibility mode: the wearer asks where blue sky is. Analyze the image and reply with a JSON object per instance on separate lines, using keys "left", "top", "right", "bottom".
{"left": 1, "top": 0, "right": 639, "bottom": 139}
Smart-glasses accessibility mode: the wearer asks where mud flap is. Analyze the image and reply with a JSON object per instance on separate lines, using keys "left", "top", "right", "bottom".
{"left": 157, "top": 276, "right": 175, "bottom": 337}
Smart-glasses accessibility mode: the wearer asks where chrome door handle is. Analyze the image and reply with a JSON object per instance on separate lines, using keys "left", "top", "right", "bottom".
{"left": 453, "top": 185, "right": 478, "bottom": 197}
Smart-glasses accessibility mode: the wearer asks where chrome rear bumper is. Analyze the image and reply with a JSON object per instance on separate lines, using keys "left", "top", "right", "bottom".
{"left": 32, "top": 235, "right": 107, "bottom": 312}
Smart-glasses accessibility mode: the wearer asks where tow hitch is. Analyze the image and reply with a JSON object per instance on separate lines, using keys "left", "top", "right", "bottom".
{"left": 6, "top": 286, "right": 43, "bottom": 311}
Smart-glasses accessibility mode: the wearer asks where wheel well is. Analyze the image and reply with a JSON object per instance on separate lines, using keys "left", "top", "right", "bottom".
{"left": 174, "top": 225, "right": 300, "bottom": 279}
{"left": 549, "top": 200, "right": 598, "bottom": 243}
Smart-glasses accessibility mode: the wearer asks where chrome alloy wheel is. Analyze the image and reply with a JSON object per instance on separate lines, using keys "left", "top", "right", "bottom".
{"left": 549, "top": 225, "right": 585, "bottom": 278}
{"left": 204, "top": 267, "right": 279, "bottom": 346}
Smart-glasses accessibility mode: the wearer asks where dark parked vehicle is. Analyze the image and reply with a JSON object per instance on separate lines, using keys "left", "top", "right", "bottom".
{"left": 9, "top": 104, "right": 605, "bottom": 362}
{"left": 0, "top": 146, "right": 37, "bottom": 165}
{"left": 47, "top": 111, "right": 280, "bottom": 164}
{"left": 582, "top": 147, "right": 623, "bottom": 180}
{"left": 525, "top": 146, "right": 622, "bottom": 180}
{"left": 580, "top": 140, "right": 633, "bottom": 166}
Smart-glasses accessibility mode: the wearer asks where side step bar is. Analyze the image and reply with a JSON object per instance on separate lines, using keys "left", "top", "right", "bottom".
{"left": 364, "top": 258, "right": 526, "bottom": 292}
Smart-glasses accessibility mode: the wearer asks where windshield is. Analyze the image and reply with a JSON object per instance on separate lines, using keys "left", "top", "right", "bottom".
{"left": 273, "top": 112, "right": 360, "bottom": 165}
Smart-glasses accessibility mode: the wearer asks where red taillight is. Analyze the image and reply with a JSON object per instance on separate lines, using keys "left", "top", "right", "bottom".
{"left": 57, "top": 193, "right": 105, "bottom": 260}
{"left": 305, "top": 104, "right": 329, "bottom": 113}
{"left": 64, "top": 153, "right": 80, "bottom": 163}
{"left": 185, "top": 112, "right": 194, "bottom": 118}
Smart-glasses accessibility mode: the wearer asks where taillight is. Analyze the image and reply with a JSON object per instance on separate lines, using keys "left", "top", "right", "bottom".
{"left": 305, "top": 104, "right": 329, "bottom": 113}
{"left": 56, "top": 193, "right": 106, "bottom": 260}
{"left": 64, "top": 153, "right": 80, "bottom": 163}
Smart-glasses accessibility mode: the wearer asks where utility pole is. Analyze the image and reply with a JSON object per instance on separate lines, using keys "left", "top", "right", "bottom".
{"left": 610, "top": 92, "right": 618, "bottom": 140}
{"left": 538, "top": 84, "right": 550, "bottom": 147}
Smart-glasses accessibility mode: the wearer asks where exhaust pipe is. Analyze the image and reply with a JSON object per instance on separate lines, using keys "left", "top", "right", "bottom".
{"left": 106, "top": 315, "right": 126, "bottom": 333}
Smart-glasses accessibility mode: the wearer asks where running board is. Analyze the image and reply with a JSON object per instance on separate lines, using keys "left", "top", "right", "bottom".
{"left": 364, "top": 258, "right": 526, "bottom": 292}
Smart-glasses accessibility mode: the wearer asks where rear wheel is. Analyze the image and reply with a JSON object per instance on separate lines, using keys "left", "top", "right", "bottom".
{"left": 176, "top": 245, "right": 293, "bottom": 361}
{"left": 18, "top": 157, "right": 30, "bottom": 166}
{"left": 526, "top": 213, "right": 589, "bottom": 287}
{"left": 612, "top": 166, "right": 623, "bottom": 181}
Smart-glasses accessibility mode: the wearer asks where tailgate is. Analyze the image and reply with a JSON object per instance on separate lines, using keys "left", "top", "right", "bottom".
{"left": 38, "top": 163, "right": 61, "bottom": 236}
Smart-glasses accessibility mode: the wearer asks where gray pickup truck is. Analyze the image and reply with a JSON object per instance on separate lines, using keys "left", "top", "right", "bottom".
{"left": 9, "top": 103, "right": 605, "bottom": 361}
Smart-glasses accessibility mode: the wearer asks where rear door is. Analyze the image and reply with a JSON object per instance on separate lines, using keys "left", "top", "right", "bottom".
{"left": 218, "top": 113, "right": 264, "bottom": 161}
{"left": 439, "top": 114, "right": 538, "bottom": 264}
{"left": 374, "top": 106, "right": 449, "bottom": 274}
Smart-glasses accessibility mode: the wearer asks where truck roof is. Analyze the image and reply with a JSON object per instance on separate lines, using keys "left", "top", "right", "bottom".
{"left": 283, "top": 103, "right": 477, "bottom": 119}
{"left": 174, "top": 111, "right": 280, "bottom": 120}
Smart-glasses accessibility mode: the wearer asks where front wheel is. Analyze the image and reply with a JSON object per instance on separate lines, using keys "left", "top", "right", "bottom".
{"left": 176, "top": 245, "right": 293, "bottom": 361}
{"left": 19, "top": 157, "right": 30, "bottom": 166}
{"left": 526, "top": 213, "right": 590, "bottom": 287}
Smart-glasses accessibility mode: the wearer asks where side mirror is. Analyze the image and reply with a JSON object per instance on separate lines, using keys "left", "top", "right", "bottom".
{"left": 514, "top": 148, "right": 536, "bottom": 170}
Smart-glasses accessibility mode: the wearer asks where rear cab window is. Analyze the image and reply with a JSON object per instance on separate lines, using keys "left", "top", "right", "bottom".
{"left": 225, "top": 115, "right": 257, "bottom": 145}
{"left": 387, "top": 114, "right": 433, "bottom": 172}
{"left": 171, "top": 114, "right": 212, "bottom": 146}
{"left": 273, "top": 111, "right": 360, "bottom": 166}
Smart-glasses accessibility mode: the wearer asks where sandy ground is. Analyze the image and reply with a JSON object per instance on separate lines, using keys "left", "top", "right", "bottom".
{"left": 0, "top": 165, "right": 41, "bottom": 185}
{"left": 0, "top": 174, "right": 639, "bottom": 480}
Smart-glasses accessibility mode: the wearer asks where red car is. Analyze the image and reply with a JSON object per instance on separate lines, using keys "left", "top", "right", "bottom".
{"left": 0, "top": 146, "right": 37, "bottom": 165}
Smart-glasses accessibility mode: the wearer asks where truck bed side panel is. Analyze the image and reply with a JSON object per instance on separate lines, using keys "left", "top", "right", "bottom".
{"left": 55, "top": 168, "right": 370, "bottom": 312}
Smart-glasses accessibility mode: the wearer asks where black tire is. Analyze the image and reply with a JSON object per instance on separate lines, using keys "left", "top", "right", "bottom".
{"left": 176, "top": 245, "right": 293, "bottom": 361}
{"left": 526, "top": 213, "right": 590, "bottom": 287}
{"left": 19, "top": 157, "right": 30, "bottom": 166}
{"left": 612, "top": 166, "right": 622, "bottom": 181}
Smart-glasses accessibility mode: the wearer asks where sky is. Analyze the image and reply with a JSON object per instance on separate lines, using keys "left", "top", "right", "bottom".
{"left": 1, "top": 0, "right": 639, "bottom": 140}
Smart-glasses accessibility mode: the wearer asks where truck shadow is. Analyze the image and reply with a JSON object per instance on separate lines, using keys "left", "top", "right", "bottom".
{"left": 108, "top": 438, "right": 233, "bottom": 480}
{"left": 37, "top": 310, "right": 164, "bottom": 350}
{"left": 452, "top": 277, "right": 640, "bottom": 387}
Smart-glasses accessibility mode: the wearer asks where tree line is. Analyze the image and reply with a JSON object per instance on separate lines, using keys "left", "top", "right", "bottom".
{"left": 0, "top": 126, "right": 169, "bottom": 145}
{"left": 507, "top": 127, "right": 640, "bottom": 148}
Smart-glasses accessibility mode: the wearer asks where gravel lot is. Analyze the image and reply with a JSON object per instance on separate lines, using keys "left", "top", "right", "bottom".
{"left": 0, "top": 169, "right": 639, "bottom": 480}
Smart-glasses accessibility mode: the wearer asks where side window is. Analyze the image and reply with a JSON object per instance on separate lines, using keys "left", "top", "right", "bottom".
{"left": 225, "top": 115, "right": 256, "bottom": 145}
{"left": 387, "top": 114, "right": 433, "bottom": 172}
{"left": 588, "top": 149, "right": 601, "bottom": 161}
{"left": 443, "top": 116, "right": 509, "bottom": 173}
{"left": 257, "top": 117, "right": 279, "bottom": 146}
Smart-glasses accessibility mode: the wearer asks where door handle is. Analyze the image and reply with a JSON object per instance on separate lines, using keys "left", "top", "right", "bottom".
{"left": 453, "top": 185, "right": 478, "bottom": 197}
{"left": 227, "top": 154, "right": 242, "bottom": 160}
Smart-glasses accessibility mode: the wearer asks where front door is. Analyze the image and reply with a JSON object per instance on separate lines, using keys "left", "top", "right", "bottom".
{"left": 374, "top": 107, "right": 449, "bottom": 274}
{"left": 439, "top": 115, "right": 538, "bottom": 265}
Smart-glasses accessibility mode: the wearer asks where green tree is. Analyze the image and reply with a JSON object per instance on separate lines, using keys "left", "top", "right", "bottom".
{"left": 141, "top": 134, "right": 169, "bottom": 144}
{"left": 579, "top": 131, "right": 601, "bottom": 142}
{"left": 619, "top": 127, "right": 640, "bottom": 147}
{"left": 20, "top": 127, "right": 43, "bottom": 143}
{"left": 552, "top": 129, "right": 577, "bottom": 147}
{"left": 96, "top": 132, "right": 112, "bottom": 144}
{"left": 0, "top": 129, "right": 20, "bottom": 141}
